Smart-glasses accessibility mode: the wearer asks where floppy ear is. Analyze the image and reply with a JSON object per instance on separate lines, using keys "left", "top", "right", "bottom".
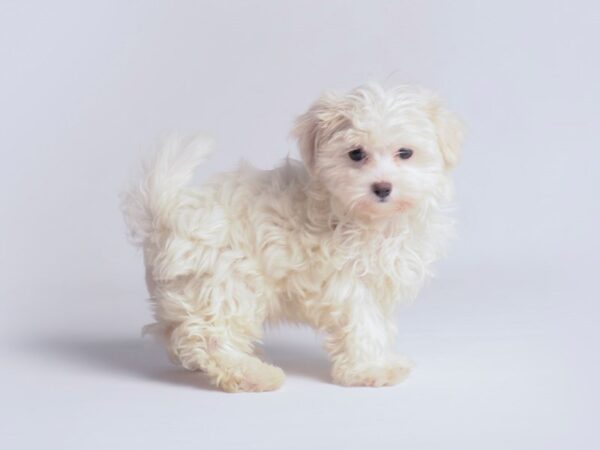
{"left": 292, "top": 92, "right": 348, "bottom": 172}
{"left": 429, "top": 100, "right": 466, "bottom": 170}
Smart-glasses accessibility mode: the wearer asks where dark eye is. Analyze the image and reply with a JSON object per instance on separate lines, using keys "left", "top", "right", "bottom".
{"left": 348, "top": 148, "right": 366, "bottom": 161}
{"left": 397, "top": 148, "right": 413, "bottom": 160}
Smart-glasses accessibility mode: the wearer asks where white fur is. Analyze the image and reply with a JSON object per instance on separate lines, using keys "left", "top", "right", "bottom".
{"left": 121, "top": 83, "right": 464, "bottom": 392}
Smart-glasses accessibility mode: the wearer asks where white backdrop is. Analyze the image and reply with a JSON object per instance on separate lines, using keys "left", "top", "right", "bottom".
{"left": 2, "top": 1, "right": 599, "bottom": 449}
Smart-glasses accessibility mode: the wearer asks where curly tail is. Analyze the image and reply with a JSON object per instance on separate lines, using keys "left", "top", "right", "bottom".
{"left": 120, "top": 134, "right": 214, "bottom": 246}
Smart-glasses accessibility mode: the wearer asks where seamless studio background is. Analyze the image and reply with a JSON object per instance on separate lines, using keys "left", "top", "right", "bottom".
{"left": 1, "top": 1, "right": 599, "bottom": 449}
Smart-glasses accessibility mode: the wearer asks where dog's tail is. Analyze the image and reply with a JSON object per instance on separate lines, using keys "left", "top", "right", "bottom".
{"left": 120, "top": 134, "right": 214, "bottom": 246}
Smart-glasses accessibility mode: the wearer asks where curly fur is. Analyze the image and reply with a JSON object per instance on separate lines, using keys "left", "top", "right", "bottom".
{"left": 121, "top": 82, "right": 464, "bottom": 392}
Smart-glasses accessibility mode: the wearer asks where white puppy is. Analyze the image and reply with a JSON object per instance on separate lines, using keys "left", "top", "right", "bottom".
{"left": 122, "top": 82, "right": 464, "bottom": 392}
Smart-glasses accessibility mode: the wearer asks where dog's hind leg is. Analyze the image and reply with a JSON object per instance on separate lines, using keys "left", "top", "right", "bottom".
{"left": 152, "top": 252, "right": 284, "bottom": 392}
{"left": 168, "top": 316, "right": 284, "bottom": 392}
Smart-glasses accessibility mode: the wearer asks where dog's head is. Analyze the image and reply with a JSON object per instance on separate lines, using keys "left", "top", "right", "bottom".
{"left": 293, "top": 83, "right": 464, "bottom": 220}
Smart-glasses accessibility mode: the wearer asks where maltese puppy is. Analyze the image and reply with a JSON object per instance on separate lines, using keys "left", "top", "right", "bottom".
{"left": 122, "top": 82, "right": 464, "bottom": 392}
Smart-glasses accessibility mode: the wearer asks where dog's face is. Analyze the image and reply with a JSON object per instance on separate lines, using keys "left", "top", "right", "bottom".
{"left": 294, "top": 84, "right": 464, "bottom": 220}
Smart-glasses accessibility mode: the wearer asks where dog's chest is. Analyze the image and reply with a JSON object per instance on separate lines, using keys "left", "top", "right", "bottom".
{"left": 261, "top": 225, "right": 427, "bottom": 305}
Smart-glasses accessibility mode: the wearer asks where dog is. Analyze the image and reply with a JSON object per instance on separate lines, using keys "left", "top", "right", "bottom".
{"left": 121, "top": 82, "right": 464, "bottom": 392}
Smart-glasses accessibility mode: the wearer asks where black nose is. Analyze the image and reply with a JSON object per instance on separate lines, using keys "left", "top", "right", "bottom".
{"left": 372, "top": 182, "right": 392, "bottom": 199}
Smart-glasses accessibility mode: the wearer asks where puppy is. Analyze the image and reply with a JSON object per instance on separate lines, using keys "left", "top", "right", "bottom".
{"left": 122, "top": 82, "right": 464, "bottom": 392}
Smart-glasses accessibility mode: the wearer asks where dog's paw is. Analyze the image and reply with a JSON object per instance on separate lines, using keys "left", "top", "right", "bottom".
{"left": 218, "top": 359, "right": 285, "bottom": 393}
{"left": 332, "top": 358, "right": 412, "bottom": 387}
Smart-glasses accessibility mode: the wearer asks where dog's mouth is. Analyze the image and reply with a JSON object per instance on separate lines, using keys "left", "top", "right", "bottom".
{"left": 354, "top": 197, "right": 415, "bottom": 219}
{"left": 394, "top": 199, "right": 414, "bottom": 213}
{"left": 375, "top": 197, "right": 414, "bottom": 209}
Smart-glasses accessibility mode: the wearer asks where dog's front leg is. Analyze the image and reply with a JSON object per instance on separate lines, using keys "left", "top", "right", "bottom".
{"left": 321, "top": 280, "right": 412, "bottom": 387}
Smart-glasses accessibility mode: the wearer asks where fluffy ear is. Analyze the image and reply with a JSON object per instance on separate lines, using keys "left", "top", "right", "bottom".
{"left": 429, "top": 100, "right": 466, "bottom": 169}
{"left": 292, "top": 92, "right": 348, "bottom": 171}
